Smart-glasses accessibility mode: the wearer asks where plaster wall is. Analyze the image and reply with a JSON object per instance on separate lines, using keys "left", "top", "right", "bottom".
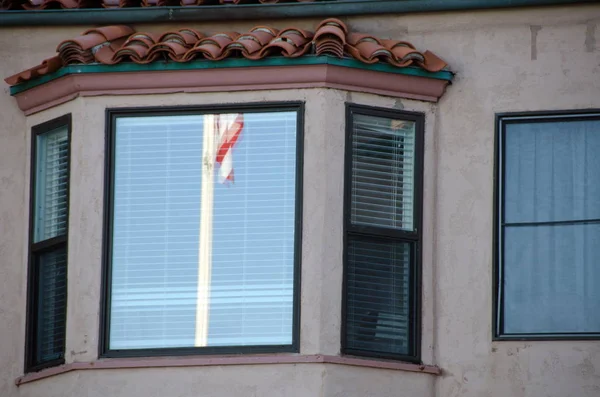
{"left": 0, "top": 3, "right": 599, "bottom": 397}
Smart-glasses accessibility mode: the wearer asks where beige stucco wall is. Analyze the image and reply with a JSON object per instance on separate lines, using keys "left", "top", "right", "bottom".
{"left": 0, "top": 3, "right": 599, "bottom": 397}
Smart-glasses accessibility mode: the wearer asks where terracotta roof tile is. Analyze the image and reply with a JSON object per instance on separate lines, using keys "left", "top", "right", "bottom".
{"left": 4, "top": 56, "right": 62, "bottom": 85}
{"left": 5, "top": 19, "right": 449, "bottom": 86}
{"left": 22, "top": 0, "right": 99, "bottom": 9}
{"left": 0, "top": 0, "right": 324, "bottom": 9}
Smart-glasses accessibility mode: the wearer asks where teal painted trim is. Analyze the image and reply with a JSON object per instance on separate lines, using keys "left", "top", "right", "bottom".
{"left": 9, "top": 56, "right": 454, "bottom": 96}
{"left": 0, "top": 0, "right": 594, "bottom": 27}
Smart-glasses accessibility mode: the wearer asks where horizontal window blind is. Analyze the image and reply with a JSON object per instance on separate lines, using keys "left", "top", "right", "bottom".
{"left": 28, "top": 118, "right": 70, "bottom": 370}
{"left": 346, "top": 237, "right": 411, "bottom": 355}
{"left": 110, "top": 111, "right": 297, "bottom": 350}
{"left": 36, "top": 247, "right": 68, "bottom": 363}
{"left": 344, "top": 107, "right": 420, "bottom": 361}
{"left": 34, "top": 128, "right": 69, "bottom": 242}
{"left": 350, "top": 114, "right": 415, "bottom": 231}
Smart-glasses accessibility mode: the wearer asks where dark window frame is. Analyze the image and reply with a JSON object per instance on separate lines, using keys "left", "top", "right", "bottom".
{"left": 100, "top": 102, "right": 304, "bottom": 358}
{"left": 342, "top": 104, "right": 424, "bottom": 363}
{"left": 493, "top": 109, "right": 600, "bottom": 341}
{"left": 25, "top": 114, "right": 72, "bottom": 373}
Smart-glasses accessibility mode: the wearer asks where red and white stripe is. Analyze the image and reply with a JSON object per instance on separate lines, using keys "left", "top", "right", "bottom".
{"left": 215, "top": 114, "right": 244, "bottom": 184}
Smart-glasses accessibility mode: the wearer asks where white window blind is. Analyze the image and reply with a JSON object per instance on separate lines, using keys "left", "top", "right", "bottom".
{"left": 30, "top": 122, "right": 69, "bottom": 368}
{"left": 350, "top": 114, "right": 415, "bottom": 231}
{"left": 109, "top": 111, "right": 298, "bottom": 350}
{"left": 34, "top": 127, "right": 69, "bottom": 242}
{"left": 345, "top": 109, "right": 419, "bottom": 359}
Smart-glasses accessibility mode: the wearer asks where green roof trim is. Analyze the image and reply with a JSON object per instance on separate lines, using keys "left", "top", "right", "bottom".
{"left": 9, "top": 55, "right": 454, "bottom": 96}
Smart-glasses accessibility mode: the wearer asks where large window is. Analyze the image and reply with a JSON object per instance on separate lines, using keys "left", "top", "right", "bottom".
{"left": 102, "top": 104, "right": 302, "bottom": 356}
{"left": 495, "top": 110, "right": 600, "bottom": 339}
{"left": 26, "top": 114, "right": 71, "bottom": 372}
{"left": 342, "top": 105, "right": 423, "bottom": 362}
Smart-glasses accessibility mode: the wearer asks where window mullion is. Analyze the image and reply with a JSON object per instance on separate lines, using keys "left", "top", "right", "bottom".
{"left": 31, "top": 235, "right": 67, "bottom": 253}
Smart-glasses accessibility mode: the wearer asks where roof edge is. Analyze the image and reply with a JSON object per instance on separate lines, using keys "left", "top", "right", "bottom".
{"left": 0, "top": 0, "right": 595, "bottom": 27}
{"left": 11, "top": 59, "right": 452, "bottom": 115}
{"left": 10, "top": 56, "right": 454, "bottom": 96}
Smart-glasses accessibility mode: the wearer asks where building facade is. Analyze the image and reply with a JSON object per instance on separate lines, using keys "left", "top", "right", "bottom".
{"left": 1, "top": 2, "right": 599, "bottom": 396}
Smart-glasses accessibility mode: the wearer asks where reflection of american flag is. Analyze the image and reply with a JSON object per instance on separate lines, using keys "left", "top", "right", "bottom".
{"left": 215, "top": 114, "right": 244, "bottom": 184}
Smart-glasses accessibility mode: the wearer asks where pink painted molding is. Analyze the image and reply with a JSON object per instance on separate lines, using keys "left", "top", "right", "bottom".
{"left": 16, "top": 354, "right": 442, "bottom": 385}
{"left": 14, "top": 64, "right": 450, "bottom": 115}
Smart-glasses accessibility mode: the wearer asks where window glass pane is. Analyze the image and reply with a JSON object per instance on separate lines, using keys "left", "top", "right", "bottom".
{"left": 36, "top": 247, "right": 67, "bottom": 363}
{"left": 34, "top": 126, "right": 69, "bottom": 242}
{"left": 503, "top": 223, "right": 600, "bottom": 334}
{"left": 351, "top": 114, "right": 415, "bottom": 231}
{"left": 109, "top": 111, "right": 297, "bottom": 350}
{"left": 346, "top": 237, "right": 412, "bottom": 356}
{"left": 504, "top": 119, "right": 600, "bottom": 224}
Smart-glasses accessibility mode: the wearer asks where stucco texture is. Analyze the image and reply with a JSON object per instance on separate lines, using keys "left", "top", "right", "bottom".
{"left": 0, "top": 4, "right": 599, "bottom": 397}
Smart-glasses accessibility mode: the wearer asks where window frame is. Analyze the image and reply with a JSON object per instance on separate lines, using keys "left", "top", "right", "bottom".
{"left": 25, "top": 114, "right": 72, "bottom": 373}
{"left": 99, "top": 102, "right": 304, "bottom": 358}
{"left": 493, "top": 109, "right": 600, "bottom": 341}
{"left": 341, "top": 104, "right": 424, "bottom": 363}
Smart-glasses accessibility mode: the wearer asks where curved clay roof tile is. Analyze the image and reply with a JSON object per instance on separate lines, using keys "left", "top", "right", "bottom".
{"left": 345, "top": 44, "right": 377, "bottom": 64}
{"left": 315, "top": 41, "right": 344, "bottom": 58}
{"left": 382, "top": 39, "right": 416, "bottom": 50}
{"left": 245, "top": 29, "right": 278, "bottom": 45}
{"left": 315, "top": 18, "right": 348, "bottom": 35}
{"left": 260, "top": 37, "right": 311, "bottom": 58}
{"left": 4, "top": 56, "right": 62, "bottom": 85}
{"left": 346, "top": 33, "right": 383, "bottom": 46}
{"left": 419, "top": 50, "right": 448, "bottom": 72}
{"left": 313, "top": 25, "right": 347, "bottom": 44}
{"left": 250, "top": 26, "right": 279, "bottom": 37}
{"left": 82, "top": 25, "right": 135, "bottom": 42}
{"left": 23, "top": 0, "right": 81, "bottom": 10}
{"left": 123, "top": 33, "right": 160, "bottom": 48}
{"left": 229, "top": 35, "right": 264, "bottom": 54}
{"left": 212, "top": 32, "right": 241, "bottom": 41}
{"left": 158, "top": 31, "right": 202, "bottom": 46}
{"left": 194, "top": 36, "right": 230, "bottom": 49}
{"left": 178, "top": 28, "right": 204, "bottom": 41}
{"left": 146, "top": 42, "right": 189, "bottom": 61}
{"left": 6, "top": 19, "right": 450, "bottom": 86}
{"left": 278, "top": 28, "right": 314, "bottom": 40}
{"left": 111, "top": 43, "right": 153, "bottom": 63}
{"left": 56, "top": 32, "right": 107, "bottom": 52}
{"left": 279, "top": 30, "right": 313, "bottom": 46}
{"left": 91, "top": 36, "right": 129, "bottom": 64}
{"left": 224, "top": 41, "right": 261, "bottom": 58}
{"left": 181, "top": 44, "right": 223, "bottom": 61}
{"left": 94, "top": 45, "right": 120, "bottom": 65}
{"left": 352, "top": 41, "right": 392, "bottom": 62}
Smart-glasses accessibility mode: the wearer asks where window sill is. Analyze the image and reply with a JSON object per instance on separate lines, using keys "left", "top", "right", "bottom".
{"left": 494, "top": 334, "right": 600, "bottom": 341}
{"left": 15, "top": 354, "right": 441, "bottom": 386}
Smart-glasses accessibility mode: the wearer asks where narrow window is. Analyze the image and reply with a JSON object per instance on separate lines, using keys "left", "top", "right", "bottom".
{"left": 102, "top": 105, "right": 302, "bottom": 356}
{"left": 26, "top": 114, "right": 71, "bottom": 371}
{"left": 343, "top": 105, "right": 423, "bottom": 361}
{"left": 496, "top": 111, "right": 600, "bottom": 338}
